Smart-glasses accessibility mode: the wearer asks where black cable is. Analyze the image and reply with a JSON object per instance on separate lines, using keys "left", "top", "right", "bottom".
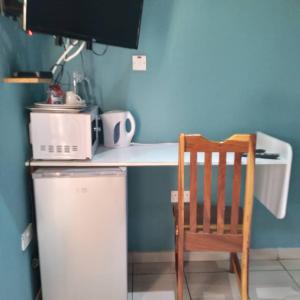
{"left": 184, "top": 270, "right": 193, "bottom": 300}
{"left": 80, "top": 52, "right": 96, "bottom": 105}
{"left": 52, "top": 63, "right": 65, "bottom": 85}
{"left": 92, "top": 45, "right": 109, "bottom": 56}
{"left": 80, "top": 52, "right": 87, "bottom": 76}
{"left": 55, "top": 65, "right": 63, "bottom": 84}
{"left": 62, "top": 38, "right": 67, "bottom": 51}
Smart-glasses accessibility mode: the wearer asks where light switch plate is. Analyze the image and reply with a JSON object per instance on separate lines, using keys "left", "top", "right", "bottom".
{"left": 132, "top": 55, "right": 147, "bottom": 71}
{"left": 21, "top": 223, "right": 33, "bottom": 251}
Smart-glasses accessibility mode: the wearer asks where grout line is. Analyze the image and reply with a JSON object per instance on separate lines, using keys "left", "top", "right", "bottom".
{"left": 278, "top": 260, "right": 300, "bottom": 290}
{"left": 278, "top": 259, "right": 300, "bottom": 271}
{"left": 184, "top": 268, "right": 192, "bottom": 300}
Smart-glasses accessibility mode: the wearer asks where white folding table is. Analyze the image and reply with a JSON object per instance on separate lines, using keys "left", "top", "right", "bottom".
{"left": 27, "top": 131, "right": 293, "bottom": 219}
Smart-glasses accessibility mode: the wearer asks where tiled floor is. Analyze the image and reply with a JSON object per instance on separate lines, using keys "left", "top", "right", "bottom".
{"left": 128, "top": 259, "right": 300, "bottom": 300}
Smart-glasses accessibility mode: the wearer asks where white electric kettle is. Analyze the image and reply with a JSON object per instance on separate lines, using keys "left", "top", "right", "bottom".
{"left": 101, "top": 110, "right": 136, "bottom": 148}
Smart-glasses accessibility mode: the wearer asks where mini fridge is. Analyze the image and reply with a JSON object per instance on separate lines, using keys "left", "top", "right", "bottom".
{"left": 32, "top": 167, "right": 127, "bottom": 300}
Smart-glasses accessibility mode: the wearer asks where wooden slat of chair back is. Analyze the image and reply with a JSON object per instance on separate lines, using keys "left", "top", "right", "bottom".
{"left": 203, "top": 152, "right": 212, "bottom": 233}
{"left": 178, "top": 134, "right": 255, "bottom": 236}
{"left": 189, "top": 151, "right": 198, "bottom": 232}
{"left": 217, "top": 152, "right": 227, "bottom": 234}
{"left": 231, "top": 152, "right": 242, "bottom": 234}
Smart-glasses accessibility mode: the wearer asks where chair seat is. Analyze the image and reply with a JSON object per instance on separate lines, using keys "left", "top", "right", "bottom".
{"left": 172, "top": 203, "right": 243, "bottom": 231}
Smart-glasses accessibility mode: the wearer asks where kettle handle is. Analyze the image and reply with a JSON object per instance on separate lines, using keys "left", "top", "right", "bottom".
{"left": 125, "top": 111, "right": 136, "bottom": 144}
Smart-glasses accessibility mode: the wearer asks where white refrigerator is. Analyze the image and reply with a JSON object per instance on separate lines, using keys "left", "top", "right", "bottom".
{"left": 32, "top": 167, "right": 128, "bottom": 300}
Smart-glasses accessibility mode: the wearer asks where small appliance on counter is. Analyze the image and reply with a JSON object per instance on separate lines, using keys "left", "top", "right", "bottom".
{"left": 101, "top": 110, "right": 136, "bottom": 148}
{"left": 29, "top": 106, "right": 99, "bottom": 160}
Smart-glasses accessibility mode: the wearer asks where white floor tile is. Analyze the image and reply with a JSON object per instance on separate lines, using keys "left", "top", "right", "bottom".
{"left": 186, "top": 272, "right": 239, "bottom": 300}
{"left": 255, "top": 286, "right": 299, "bottom": 299}
{"left": 250, "top": 260, "right": 284, "bottom": 271}
{"left": 288, "top": 270, "right": 300, "bottom": 286}
{"left": 250, "top": 249, "right": 278, "bottom": 260}
{"left": 249, "top": 271, "right": 300, "bottom": 300}
{"left": 202, "top": 293, "right": 226, "bottom": 300}
{"left": 130, "top": 259, "right": 300, "bottom": 300}
{"left": 186, "top": 251, "right": 228, "bottom": 261}
{"left": 133, "top": 291, "right": 176, "bottom": 300}
{"left": 281, "top": 260, "right": 300, "bottom": 271}
{"left": 284, "top": 296, "right": 300, "bottom": 300}
{"left": 185, "top": 260, "right": 229, "bottom": 273}
{"left": 133, "top": 273, "right": 190, "bottom": 300}
{"left": 134, "top": 262, "right": 175, "bottom": 275}
{"left": 228, "top": 273, "right": 241, "bottom": 300}
{"left": 278, "top": 248, "right": 300, "bottom": 260}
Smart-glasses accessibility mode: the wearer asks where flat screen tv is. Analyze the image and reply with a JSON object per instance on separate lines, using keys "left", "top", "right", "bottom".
{"left": 24, "top": 0, "right": 144, "bottom": 49}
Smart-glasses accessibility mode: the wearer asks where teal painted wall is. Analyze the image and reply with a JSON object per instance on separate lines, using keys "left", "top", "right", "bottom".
{"left": 0, "top": 17, "right": 47, "bottom": 300}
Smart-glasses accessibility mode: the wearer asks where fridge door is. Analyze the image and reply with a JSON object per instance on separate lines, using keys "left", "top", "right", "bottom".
{"left": 33, "top": 167, "right": 127, "bottom": 300}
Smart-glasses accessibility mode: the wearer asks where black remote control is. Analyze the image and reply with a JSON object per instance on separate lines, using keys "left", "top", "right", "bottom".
{"left": 242, "top": 150, "right": 279, "bottom": 159}
{"left": 255, "top": 153, "right": 280, "bottom": 159}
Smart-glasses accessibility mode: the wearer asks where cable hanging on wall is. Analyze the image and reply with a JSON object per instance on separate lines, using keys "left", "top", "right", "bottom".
{"left": 92, "top": 45, "right": 109, "bottom": 56}
{"left": 51, "top": 38, "right": 87, "bottom": 76}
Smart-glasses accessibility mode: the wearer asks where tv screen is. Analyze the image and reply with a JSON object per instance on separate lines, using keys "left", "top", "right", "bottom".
{"left": 24, "top": 0, "right": 144, "bottom": 49}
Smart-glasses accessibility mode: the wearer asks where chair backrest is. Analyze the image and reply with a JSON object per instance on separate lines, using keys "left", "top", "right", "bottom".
{"left": 177, "top": 134, "right": 256, "bottom": 238}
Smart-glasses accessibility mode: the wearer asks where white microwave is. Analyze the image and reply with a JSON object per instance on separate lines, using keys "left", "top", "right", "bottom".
{"left": 29, "top": 106, "right": 99, "bottom": 160}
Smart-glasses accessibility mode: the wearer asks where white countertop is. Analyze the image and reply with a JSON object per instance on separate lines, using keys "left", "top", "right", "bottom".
{"left": 26, "top": 133, "right": 293, "bottom": 220}
{"left": 27, "top": 142, "right": 288, "bottom": 167}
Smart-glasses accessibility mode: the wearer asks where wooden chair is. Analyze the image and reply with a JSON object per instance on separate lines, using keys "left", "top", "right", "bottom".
{"left": 173, "top": 134, "right": 256, "bottom": 300}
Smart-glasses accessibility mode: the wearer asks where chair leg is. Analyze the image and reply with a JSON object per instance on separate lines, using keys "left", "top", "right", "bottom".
{"left": 241, "top": 249, "right": 249, "bottom": 300}
{"left": 229, "top": 252, "right": 235, "bottom": 273}
{"left": 175, "top": 235, "right": 178, "bottom": 280}
{"left": 177, "top": 246, "right": 184, "bottom": 300}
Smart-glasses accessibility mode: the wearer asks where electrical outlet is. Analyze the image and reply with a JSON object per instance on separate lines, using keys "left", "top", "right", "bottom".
{"left": 21, "top": 223, "right": 33, "bottom": 251}
{"left": 171, "top": 190, "right": 190, "bottom": 203}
